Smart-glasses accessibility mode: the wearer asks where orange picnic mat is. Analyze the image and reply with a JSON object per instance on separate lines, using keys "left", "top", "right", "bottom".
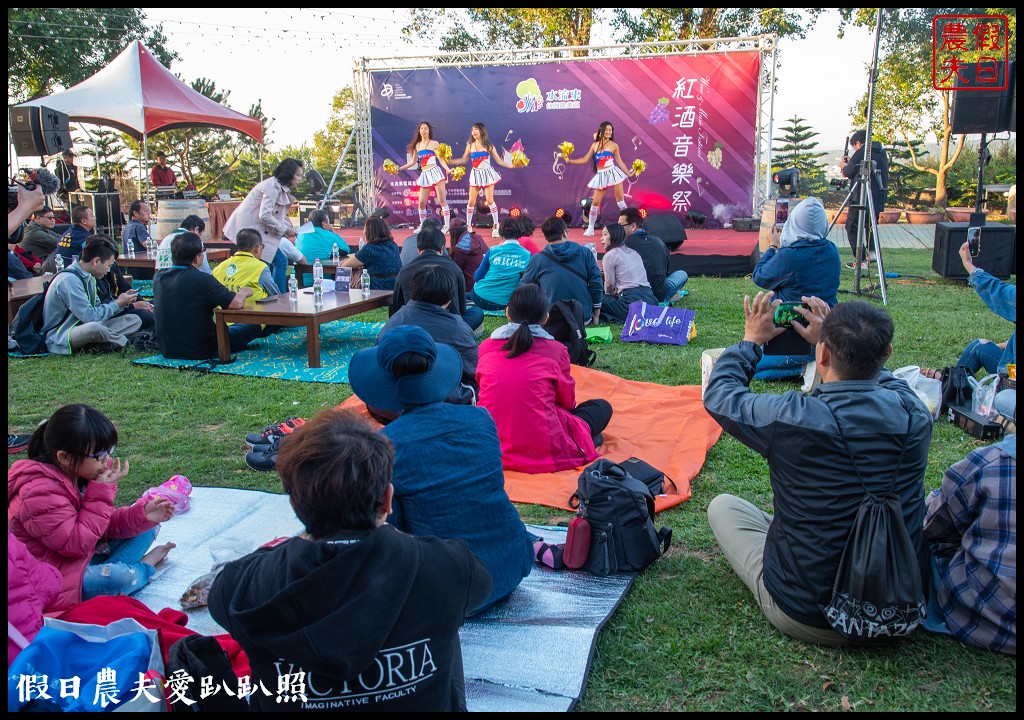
{"left": 337, "top": 365, "right": 723, "bottom": 513}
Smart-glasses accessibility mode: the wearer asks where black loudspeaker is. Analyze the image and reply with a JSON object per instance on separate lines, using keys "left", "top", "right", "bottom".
{"left": 932, "top": 221, "right": 1014, "bottom": 280}
{"left": 950, "top": 61, "right": 1015, "bottom": 134}
{"left": 9, "top": 106, "right": 47, "bottom": 156}
{"left": 70, "top": 192, "right": 123, "bottom": 233}
{"left": 8, "top": 105, "right": 72, "bottom": 156}
{"left": 644, "top": 212, "right": 687, "bottom": 250}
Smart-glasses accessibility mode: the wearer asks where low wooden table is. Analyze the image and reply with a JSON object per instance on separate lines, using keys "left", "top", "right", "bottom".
{"left": 293, "top": 261, "right": 341, "bottom": 288}
{"left": 214, "top": 289, "right": 392, "bottom": 368}
{"left": 117, "top": 247, "right": 231, "bottom": 270}
{"left": 8, "top": 276, "right": 47, "bottom": 324}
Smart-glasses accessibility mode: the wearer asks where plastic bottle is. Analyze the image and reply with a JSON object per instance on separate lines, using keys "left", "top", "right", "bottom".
{"left": 287, "top": 268, "right": 298, "bottom": 302}
{"left": 54, "top": 254, "right": 65, "bottom": 272}
{"left": 71, "top": 255, "right": 79, "bottom": 266}
{"left": 147, "top": 238, "right": 156, "bottom": 258}
{"left": 313, "top": 276, "right": 324, "bottom": 307}
{"left": 362, "top": 272, "right": 372, "bottom": 298}
{"left": 126, "top": 240, "right": 135, "bottom": 259}
{"left": 313, "top": 258, "right": 324, "bottom": 285}
{"left": 359, "top": 238, "right": 366, "bottom": 250}
{"left": 331, "top": 242, "right": 340, "bottom": 264}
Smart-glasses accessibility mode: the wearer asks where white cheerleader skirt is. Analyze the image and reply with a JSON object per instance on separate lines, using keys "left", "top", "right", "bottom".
{"left": 416, "top": 165, "right": 447, "bottom": 188}
{"left": 469, "top": 163, "right": 502, "bottom": 188}
{"left": 588, "top": 165, "right": 628, "bottom": 190}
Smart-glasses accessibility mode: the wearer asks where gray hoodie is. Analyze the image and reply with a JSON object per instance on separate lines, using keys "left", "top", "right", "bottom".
{"left": 42, "top": 263, "right": 121, "bottom": 354}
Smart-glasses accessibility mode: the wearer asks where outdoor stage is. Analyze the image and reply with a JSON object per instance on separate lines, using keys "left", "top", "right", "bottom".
{"left": 326, "top": 225, "right": 760, "bottom": 278}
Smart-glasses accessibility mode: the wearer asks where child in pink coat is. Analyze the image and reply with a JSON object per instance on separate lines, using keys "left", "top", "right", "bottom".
{"left": 8, "top": 404, "right": 176, "bottom": 612}
{"left": 7, "top": 532, "right": 61, "bottom": 666}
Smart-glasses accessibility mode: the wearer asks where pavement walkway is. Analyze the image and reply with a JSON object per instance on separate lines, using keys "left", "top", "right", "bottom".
{"left": 825, "top": 221, "right": 937, "bottom": 250}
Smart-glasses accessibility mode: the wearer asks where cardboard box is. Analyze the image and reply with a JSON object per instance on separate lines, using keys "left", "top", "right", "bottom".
{"left": 947, "top": 404, "right": 1003, "bottom": 440}
{"left": 701, "top": 347, "right": 726, "bottom": 400}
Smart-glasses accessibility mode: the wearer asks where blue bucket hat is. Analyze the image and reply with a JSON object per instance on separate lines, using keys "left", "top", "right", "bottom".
{"left": 349, "top": 325, "right": 461, "bottom": 413}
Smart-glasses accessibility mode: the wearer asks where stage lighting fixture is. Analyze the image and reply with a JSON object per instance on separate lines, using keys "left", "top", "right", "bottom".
{"left": 509, "top": 206, "right": 522, "bottom": 219}
{"left": 305, "top": 169, "right": 327, "bottom": 195}
{"left": 638, "top": 208, "right": 648, "bottom": 220}
{"left": 554, "top": 206, "right": 574, "bottom": 224}
{"left": 579, "top": 197, "right": 593, "bottom": 213}
{"left": 772, "top": 168, "right": 800, "bottom": 197}
{"left": 685, "top": 210, "right": 706, "bottom": 227}
{"left": 369, "top": 207, "right": 391, "bottom": 220}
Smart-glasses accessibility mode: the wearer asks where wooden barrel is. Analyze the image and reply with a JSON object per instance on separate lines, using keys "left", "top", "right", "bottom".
{"left": 758, "top": 200, "right": 776, "bottom": 252}
{"left": 155, "top": 199, "right": 212, "bottom": 242}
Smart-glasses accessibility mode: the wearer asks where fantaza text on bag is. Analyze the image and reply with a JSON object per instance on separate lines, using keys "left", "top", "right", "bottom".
{"left": 822, "top": 398, "right": 926, "bottom": 643}
{"left": 568, "top": 459, "right": 672, "bottom": 575}
{"left": 620, "top": 302, "right": 696, "bottom": 346}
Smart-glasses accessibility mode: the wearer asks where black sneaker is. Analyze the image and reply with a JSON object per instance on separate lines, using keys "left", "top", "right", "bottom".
{"left": 245, "top": 440, "right": 280, "bottom": 472}
{"left": 8, "top": 433, "right": 32, "bottom": 454}
{"left": 128, "top": 330, "right": 158, "bottom": 352}
{"left": 83, "top": 341, "right": 126, "bottom": 355}
{"left": 245, "top": 417, "right": 305, "bottom": 448}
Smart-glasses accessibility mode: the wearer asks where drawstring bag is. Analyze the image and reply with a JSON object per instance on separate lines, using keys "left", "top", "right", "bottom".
{"left": 939, "top": 365, "right": 973, "bottom": 413}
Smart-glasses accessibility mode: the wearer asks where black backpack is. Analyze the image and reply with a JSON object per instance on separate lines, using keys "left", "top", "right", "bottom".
{"left": 10, "top": 270, "right": 80, "bottom": 355}
{"left": 569, "top": 459, "right": 672, "bottom": 575}
{"left": 543, "top": 298, "right": 596, "bottom": 367}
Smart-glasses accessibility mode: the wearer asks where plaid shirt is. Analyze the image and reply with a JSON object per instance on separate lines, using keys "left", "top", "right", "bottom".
{"left": 924, "top": 435, "right": 1016, "bottom": 654}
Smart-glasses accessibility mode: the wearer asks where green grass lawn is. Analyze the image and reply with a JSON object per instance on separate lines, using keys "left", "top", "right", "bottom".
{"left": 7, "top": 247, "right": 1016, "bottom": 711}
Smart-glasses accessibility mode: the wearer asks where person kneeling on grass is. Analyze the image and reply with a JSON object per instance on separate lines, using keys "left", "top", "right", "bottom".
{"left": 210, "top": 408, "right": 492, "bottom": 711}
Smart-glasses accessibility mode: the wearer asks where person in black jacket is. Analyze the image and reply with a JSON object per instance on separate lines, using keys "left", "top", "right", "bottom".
{"left": 209, "top": 408, "right": 492, "bottom": 712}
{"left": 703, "top": 294, "right": 932, "bottom": 645}
{"left": 841, "top": 130, "right": 889, "bottom": 267}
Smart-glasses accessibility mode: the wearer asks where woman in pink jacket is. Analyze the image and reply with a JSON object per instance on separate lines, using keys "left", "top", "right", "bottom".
{"left": 222, "top": 158, "right": 303, "bottom": 292}
{"left": 8, "top": 532, "right": 61, "bottom": 666}
{"left": 477, "top": 283, "right": 612, "bottom": 473}
{"left": 8, "top": 404, "right": 175, "bottom": 612}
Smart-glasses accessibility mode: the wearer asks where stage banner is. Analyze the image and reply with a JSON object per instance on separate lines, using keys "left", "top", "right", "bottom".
{"left": 369, "top": 51, "right": 759, "bottom": 228}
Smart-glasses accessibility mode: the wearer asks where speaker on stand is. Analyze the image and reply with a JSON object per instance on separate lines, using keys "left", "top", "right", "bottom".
{"left": 644, "top": 212, "right": 688, "bottom": 251}
{"left": 70, "top": 192, "right": 123, "bottom": 237}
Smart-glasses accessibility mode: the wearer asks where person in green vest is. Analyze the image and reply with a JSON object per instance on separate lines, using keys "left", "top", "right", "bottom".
{"left": 212, "top": 228, "right": 281, "bottom": 300}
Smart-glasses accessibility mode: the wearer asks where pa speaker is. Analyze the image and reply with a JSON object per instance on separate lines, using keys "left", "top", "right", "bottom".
{"left": 36, "top": 106, "right": 72, "bottom": 155}
{"left": 8, "top": 105, "right": 72, "bottom": 157}
{"left": 644, "top": 212, "right": 687, "bottom": 250}
{"left": 950, "top": 61, "right": 1015, "bottom": 134}
{"left": 932, "top": 221, "right": 1014, "bottom": 280}
{"left": 70, "top": 192, "right": 123, "bottom": 232}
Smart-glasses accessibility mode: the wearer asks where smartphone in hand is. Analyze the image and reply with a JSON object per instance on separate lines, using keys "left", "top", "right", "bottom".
{"left": 773, "top": 302, "right": 810, "bottom": 328}
{"left": 775, "top": 199, "right": 789, "bottom": 226}
{"left": 967, "top": 226, "right": 981, "bottom": 257}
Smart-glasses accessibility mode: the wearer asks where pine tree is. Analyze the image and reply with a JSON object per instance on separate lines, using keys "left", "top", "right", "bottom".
{"left": 772, "top": 116, "right": 828, "bottom": 195}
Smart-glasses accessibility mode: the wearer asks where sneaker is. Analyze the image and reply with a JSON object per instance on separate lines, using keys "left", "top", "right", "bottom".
{"left": 491, "top": 227, "right": 501, "bottom": 238}
{"left": 245, "top": 417, "right": 305, "bottom": 448}
{"left": 245, "top": 440, "right": 280, "bottom": 472}
{"left": 128, "top": 330, "right": 158, "bottom": 352}
{"left": 83, "top": 341, "right": 125, "bottom": 355}
{"left": 845, "top": 261, "right": 870, "bottom": 270}
{"left": 582, "top": 229, "right": 595, "bottom": 237}
{"left": 440, "top": 225, "right": 449, "bottom": 234}
{"left": 8, "top": 433, "right": 31, "bottom": 454}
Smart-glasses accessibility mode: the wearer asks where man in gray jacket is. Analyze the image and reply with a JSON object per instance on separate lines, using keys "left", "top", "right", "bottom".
{"left": 42, "top": 236, "right": 141, "bottom": 354}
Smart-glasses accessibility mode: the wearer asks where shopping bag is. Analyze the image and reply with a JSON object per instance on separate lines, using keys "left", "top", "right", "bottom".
{"left": 620, "top": 302, "right": 696, "bottom": 346}
{"left": 8, "top": 617, "right": 165, "bottom": 712}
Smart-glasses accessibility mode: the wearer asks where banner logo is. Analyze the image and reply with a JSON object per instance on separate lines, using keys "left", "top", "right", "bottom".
{"left": 380, "top": 84, "right": 394, "bottom": 98}
{"left": 515, "top": 78, "right": 543, "bottom": 113}
{"left": 932, "top": 14, "right": 1009, "bottom": 90}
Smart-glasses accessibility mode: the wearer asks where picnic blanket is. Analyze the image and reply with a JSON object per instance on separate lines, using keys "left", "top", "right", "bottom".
{"left": 131, "top": 320, "right": 383, "bottom": 383}
{"left": 338, "top": 365, "right": 722, "bottom": 513}
{"left": 131, "top": 487, "right": 635, "bottom": 712}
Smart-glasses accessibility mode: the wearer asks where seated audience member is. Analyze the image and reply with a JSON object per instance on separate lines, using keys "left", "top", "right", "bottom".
{"left": 11, "top": 242, "right": 43, "bottom": 275}
{"left": 953, "top": 240, "right": 1015, "bottom": 378}
{"left": 751, "top": 196, "right": 841, "bottom": 381}
{"left": 599, "top": 221, "right": 658, "bottom": 324}
{"left": 477, "top": 283, "right": 612, "bottom": 473}
{"left": 19, "top": 206, "right": 61, "bottom": 260}
{"left": 448, "top": 217, "right": 487, "bottom": 291}
{"left": 520, "top": 215, "right": 603, "bottom": 324}
{"left": 156, "top": 215, "right": 210, "bottom": 273}
{"left": 122, "top": 200, "right": 156, "bottom": 281}
{"left": 339, "top": 215, "right": 402, "bottom": 291}
{"left": 56, "top": 205, "right": 96, "bottom": 264}
{"left": 704, "top": 294, "right": 932, "bottom": 645}
{"left": 516, "top": 214, "right": 543, "bottom": 255}
{"left": 8, "top": 241, "right": 33, "bottom": 280}
{"left": 8, "top": 403, "right": 175, "bottom": 613}
{"left": 212, "top": 228, "right": 281, "bottom": 300}
{"left": 923, "top": 415, "right": 1016, "bottom": 656}
{"left": 382, "top": 264, "right": 479, "bottom": 408}
{"left": 350, "top": 326, "right": 533, "bottom": 613}
{"left": 296, "top": 209, "right": 348, "bottom": 285}
{"left": 42, "top": 236, "right": 142, "bottom": 354}
{"left": 8, "top": 532, "right": 62, "bottom": 666}
{"left": 210, "top": 408, "right": 492, "bottom": 711}
{"left": 619, "top": 206, "right": 688, "bottom": 303}
{"left": 393, "top": 226, "right": 484, "bottom": 333}
{"left": 468, "top": 217, "right": 532, "bottom": 311}
{"left": 400, "top": 216, "right": 443, "bottom": 266}
{"left": 88, "top": 234, "right": 156, "bottom": 333}
{"left": 153, "top": 232, "right": 259, "bottom": 360}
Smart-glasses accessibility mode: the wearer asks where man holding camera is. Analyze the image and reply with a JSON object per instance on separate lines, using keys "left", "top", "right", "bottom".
{"left": 841, "top": 130, "right": 889, "bottom": 269}
{"left": 703, "top": 293, "right": 932, "bottom": 645}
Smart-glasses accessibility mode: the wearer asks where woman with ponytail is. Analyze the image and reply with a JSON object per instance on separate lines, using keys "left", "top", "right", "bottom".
{"left": 476, "top": 283, "right": 612, "bottom": 473}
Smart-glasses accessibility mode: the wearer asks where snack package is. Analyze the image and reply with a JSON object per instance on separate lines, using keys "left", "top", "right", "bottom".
{"left": 180, "top": 562, "right": 227, "bottom": 609}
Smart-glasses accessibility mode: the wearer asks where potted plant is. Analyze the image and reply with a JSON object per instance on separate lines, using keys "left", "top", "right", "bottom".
{"left": 825, "top": 207, "right": 849, "bottom": 225}
{"left": 945, "top": 205, "right": 975, "bottom": 222}
{"left": 878, "top": 208, "right": 903, "bottom": 223}
{"left": 904, "top": 206, "right": 944, "bottom": 224}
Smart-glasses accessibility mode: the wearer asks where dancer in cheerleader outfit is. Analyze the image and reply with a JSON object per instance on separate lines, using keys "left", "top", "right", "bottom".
{"left": 566, "top": 121, "right": 633, "bottom": 236}
{"left": 394, "top": 121, "right": 452, "bottom": 233}
{"left": 451, "top": 123, "right": 514, "bottom": 238}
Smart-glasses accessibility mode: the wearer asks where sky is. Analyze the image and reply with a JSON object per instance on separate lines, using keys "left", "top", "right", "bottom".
{"left": 141, "top": 8, "right": 877, "bottom": 167}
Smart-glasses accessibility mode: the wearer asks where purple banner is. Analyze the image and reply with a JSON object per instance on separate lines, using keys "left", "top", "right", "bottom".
{"left": 369, "top": 51, "right": 759, "bottom": 227}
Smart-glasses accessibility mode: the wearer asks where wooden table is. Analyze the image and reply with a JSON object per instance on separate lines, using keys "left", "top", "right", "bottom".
{"left": 8, "top": 276, "right": 47, "bottom": 324}
{"left": 117, "top": 247, "right": 231, "bottom": 270}
{"left": 207, "top": 200, "right": 242, "bottom": 241}
{"left": 214, "top": 289, "right": 392, "bottom": 368}
{"left": 294, "top": 261, "right": 341, "bottom": 288}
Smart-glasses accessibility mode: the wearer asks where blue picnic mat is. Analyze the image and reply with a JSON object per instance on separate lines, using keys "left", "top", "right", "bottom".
{"left": 131, "top": 320, "right": 384, "bottom": 383}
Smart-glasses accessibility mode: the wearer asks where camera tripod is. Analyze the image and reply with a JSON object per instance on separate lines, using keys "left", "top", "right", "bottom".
{"left": 825, "top": 163, "right": 888, "bottom": 304}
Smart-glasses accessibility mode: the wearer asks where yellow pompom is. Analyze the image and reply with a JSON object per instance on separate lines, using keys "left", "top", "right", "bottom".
{"left": 558, "top": 141, "right": 575, "bottom": 160}
{"left": 450, "top": 166, "right": 466, "bottom": 181}
{"left": 631, "top": 159, "right": 647, "bottom": 177}
{"left": 437, "top": 143, "right": 452, "bottom": 163}
{"left": 511, "top": 150, "right": 530, "bottom": 168}
{"left": 383, "top": 159, "right": 399, "bottom": 175}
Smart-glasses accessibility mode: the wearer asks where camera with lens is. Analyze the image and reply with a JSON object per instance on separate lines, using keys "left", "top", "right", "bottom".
{"left": 8, "top": 167, "right": 59, "bottom": 212}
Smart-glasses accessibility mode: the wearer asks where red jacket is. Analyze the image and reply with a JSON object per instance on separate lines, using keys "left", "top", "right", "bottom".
{"left": 477, "top": 337, "right": 599, "bottom": 473}
{"left": 8, "top": 459, "right": 156, "bottom": 612}
{"left": 8, "top": 532, "right": 62, "bottom": 666}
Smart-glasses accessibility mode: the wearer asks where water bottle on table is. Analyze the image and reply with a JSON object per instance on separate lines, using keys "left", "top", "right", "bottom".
{"left": 126, "top": 240, "right": 135, "bottom": 258}
{"left": 362, "top": 272, "right": 372, "bottom": 298}
{"left": 313, "top": 258, "right": 324, "bottom": 285}
{"left": 54, "top": 254, "right": 65, "bottom": 272}
{"left": 331, "top": 242, "right": 340, "bottom": 264}
{"left": 312, "top": 259, "right": 324, "bottom": 307}
{"left": 287, "top": 267, "right": 298, "bottom": 302}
